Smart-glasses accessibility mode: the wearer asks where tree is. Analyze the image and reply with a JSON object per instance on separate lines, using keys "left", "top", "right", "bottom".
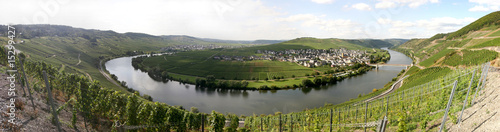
{"left": 150, "top": 102, "right": 168, "bottom": 131}
{"left": 302, "top": 79, "right": 313, "bottom": 87}
{"left": 206, "top": 75, "right": 216, "bottom": 83}
{"left": 190, "top": 107, "right": 199, "bottom": 113}
{"left": 137, "top": 103, "right": 153, "bottom": 127}
{"left": 313, "top": 77, "right": 322, "bottom": 86}
{"left": 167, "top": 107, "right": 186, "bottom": 131}
{"left": 210, "top": 111, "right": 225, "bottom": 132}
{"left": 225, "top": 114, "right": 239, "bottom": 132}
{"left": 126, "top": 94, "right": 140, "bottom": 127}
{"left": 329, "top": 76, "right": 337, "bottom": 83}
{"left": 321, "top": 76, "right": 328, "bottom": 84}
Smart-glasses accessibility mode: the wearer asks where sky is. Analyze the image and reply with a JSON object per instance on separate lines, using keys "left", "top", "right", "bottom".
{"left": 2, "top": 0, "right": 498, "bottom": 40}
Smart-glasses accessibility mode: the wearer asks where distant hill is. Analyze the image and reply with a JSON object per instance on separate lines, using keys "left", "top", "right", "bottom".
{"left": 270, "top": 37, "right": 404, "bottom": 50}
{"left": 198, "top": 37, "right": 287, "bottom": 44}
{"left": 380, "top": 39, "right": 409, "bottom": 46}
{"left": 0, "top": 24, "right": 409, "bottom": 90}
{"left": 392, "top": 11, "right": 500, "bottom": 67}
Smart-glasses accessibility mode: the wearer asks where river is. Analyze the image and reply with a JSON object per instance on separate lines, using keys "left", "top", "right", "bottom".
{"left": 105, "top": 48, "right": 412, "bottom": 115}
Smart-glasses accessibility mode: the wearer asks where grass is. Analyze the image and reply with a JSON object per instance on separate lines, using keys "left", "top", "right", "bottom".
{"left": 442, "top": 50, "right": 498, "bottom": 66}
{"left": 142, "top": 55, "right": 315, "bottom": 80}
{"left": 399, "top": 67, "right": 452, "bottom": 90}
{"left": 244, "top": 66, "right": 480, "bottom": 131}
{"left": 247, "top": 78, "right": 305, "bottom": 88}
{"left": 488, "top": 28, "right": 500, "bottom": 37}
{"left": 138, "top": 38, "right": 391, "bottom": 82}
{"left": 405, "top": 66, "right": 420, "bottom": 75}
{"left": 419, "top": 49, "right": 454, "bottom": 67}
{"left": 133, "top": 37, "right": 392, "bottom": 89}
{"left": 468, "top": 37, "right": 500, "bottom": 48}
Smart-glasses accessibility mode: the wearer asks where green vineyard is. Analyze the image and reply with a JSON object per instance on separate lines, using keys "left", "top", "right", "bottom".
{"left": 242, "top": 63, "right": 489, "bottom": 131}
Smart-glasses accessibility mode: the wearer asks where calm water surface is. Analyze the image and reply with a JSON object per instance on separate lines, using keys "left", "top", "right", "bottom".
{"left": 105, "top": 48, "right": 412, "bottom": 115}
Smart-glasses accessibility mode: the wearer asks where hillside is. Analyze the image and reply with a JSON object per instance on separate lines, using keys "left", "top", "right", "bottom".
{"left": 392, "top": 11, "right": 500, "bottom": 68}
{"left": 2, "top": 10, "right": 500, "bottom": 132}
{"left": 132, "top": 37, "right": 396, "bottom": 90}
{"left": 0, "top": 25, "right": 272, "bottom": 91}
{"left": 198, "top": 37, "right": 287, "bottom": 44}
{"left": 277, "top": 37, "right": 400, "bottom": 49}
{"left": 240, "top": 11, "right": 500, "bottom": 132}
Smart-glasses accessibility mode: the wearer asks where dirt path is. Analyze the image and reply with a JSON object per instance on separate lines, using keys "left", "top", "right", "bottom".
{"left": 75, "top": 53, "right": 81, "bottom": 66}
{"left": 447, "top": 46, "right": 500, "bottom": 53}
{"left": 472, "top": 36, "right": 499, "bottom": 39}
{"left": 364, "top": 75, "right": 409, "bottom": 103}
{"left": 99, "top": 60, "right": 124, "bottom": 88}
{"left": 85, "top": 72, "right": 93, "bottom": 81}
{"left": 448, "top": 66, "right": 500, "bottom": 131}
{"left": 482, "top": 28, "right": 500, "bottom": 38}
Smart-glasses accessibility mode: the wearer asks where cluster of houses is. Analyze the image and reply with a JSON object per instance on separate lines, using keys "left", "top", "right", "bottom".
{"left": 161, "top": 44, "right": 243, "bottom": 51}
{"left": 213, "top": 48, "right": 372, "bottom": 67}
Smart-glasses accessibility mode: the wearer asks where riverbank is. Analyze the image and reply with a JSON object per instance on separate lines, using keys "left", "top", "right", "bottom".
{"left": 133, "top": 57, "right": 377, "bottom": 90}
{"left": 105, "top": 48, "right": 410, "bottom": 115}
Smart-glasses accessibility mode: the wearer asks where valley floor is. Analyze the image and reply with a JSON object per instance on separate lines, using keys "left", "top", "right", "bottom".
{"left": 448, "top": 66, "right": 500, "bottom": 131}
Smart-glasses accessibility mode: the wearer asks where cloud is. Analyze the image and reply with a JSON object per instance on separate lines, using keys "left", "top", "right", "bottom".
{"left": 417, "top": 17, "right": 477, "bottom": 31}
{"left": 1, "top": 0, "right": 309, "bottom": 40}
{"left": 379, "top": 17, "right": 477, "bottom": 38}
{"left": 375, "top": 1, "right": 396, "bottom": 9}
{"left": 469, "top": 5, "right": 491, "bottom": 11}
{"left": 468, "top": 0, "right": 500, "bottom": 11}
{"left": 469, "top": 0, "right": 500, "bottom": 6}
{"left": 311, "top": 0, "right": 334, "bottom": 4}
{"left": 374, "top": 0, "right": 439, "bottom": 8}
{"left": 351, "top": 3, "right": 372, "bottom": 11}
{"left": 276, "top": 14, "right": 362, "bottom": 38}
{"left": 377, "top": 18, "right": 392, "bottom": 24}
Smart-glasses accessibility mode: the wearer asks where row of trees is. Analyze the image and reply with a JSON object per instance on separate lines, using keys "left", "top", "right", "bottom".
{"left": 195, "top": 75, "right": 249, "bottom": 89}
{"left": 132, "top": 52, "right": 374, "bottom": 90}
{"left": 369, "top": 52, "right": 390, "bottom": 64}
{"left": 257, "top": 64, "right": 373, "bottom": 90}
{"left": 10, "top": 51, "right": 235, "bottom": 131}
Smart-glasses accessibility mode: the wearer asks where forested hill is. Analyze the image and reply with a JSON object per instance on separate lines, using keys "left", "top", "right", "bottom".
{"left": 392, "top": 11, "right": 500, "bottom": 67}
{"left": 265, "top": 37, "right": 406, "bottom": 51}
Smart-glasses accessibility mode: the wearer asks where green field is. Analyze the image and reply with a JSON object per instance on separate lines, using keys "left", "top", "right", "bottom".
{"left": 442, "top": 50, "right": 498, "bottom": 66}
{"left": 419, "top": 49, "right": 454, "bottom": 67}
{"left": 0, "top": 25, "right": 250, "bottom": 92}
{"left": 468, "top": 37, "right": 500, "bottom": 48}
{"left": 141, "top": 53, "right": 314, "bottom": 80}
{"left": 398, "top": 67, "right": 451, "bottom": 90}
{"left": 134, "top": 37, "right": 393, "bottom": 89}
{"left": 488, "top": 29, "right": 500, "bottom": 37}
{"left": 132, "top": 37, "right": 392, "bottom": 89}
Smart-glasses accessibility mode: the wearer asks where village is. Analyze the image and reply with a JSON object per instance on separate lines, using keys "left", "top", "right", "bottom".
{"left": 161, "top": 44, "right": 245, "bottom": 51}
{"left": 213, "top": 48, "right": 374, "bottom": 67}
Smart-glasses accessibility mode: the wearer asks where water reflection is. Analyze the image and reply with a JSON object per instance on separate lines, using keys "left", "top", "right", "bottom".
{"left": 105, "top": 48, "right": 412, "bottom": 115}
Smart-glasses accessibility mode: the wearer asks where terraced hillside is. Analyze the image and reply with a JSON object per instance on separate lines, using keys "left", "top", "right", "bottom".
{"left": 132, "top": 37, "right": 399, "bottom": 89}
{"left": 392, "top": 11, "right": 500, "bottom": 68}
{"left": 0, "top": 25, "right": 254, "bottom": 92}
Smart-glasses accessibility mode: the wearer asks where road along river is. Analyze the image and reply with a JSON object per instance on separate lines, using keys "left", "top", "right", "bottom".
{"left": 105, "top": 48, "right": 412, "bottom": 115}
